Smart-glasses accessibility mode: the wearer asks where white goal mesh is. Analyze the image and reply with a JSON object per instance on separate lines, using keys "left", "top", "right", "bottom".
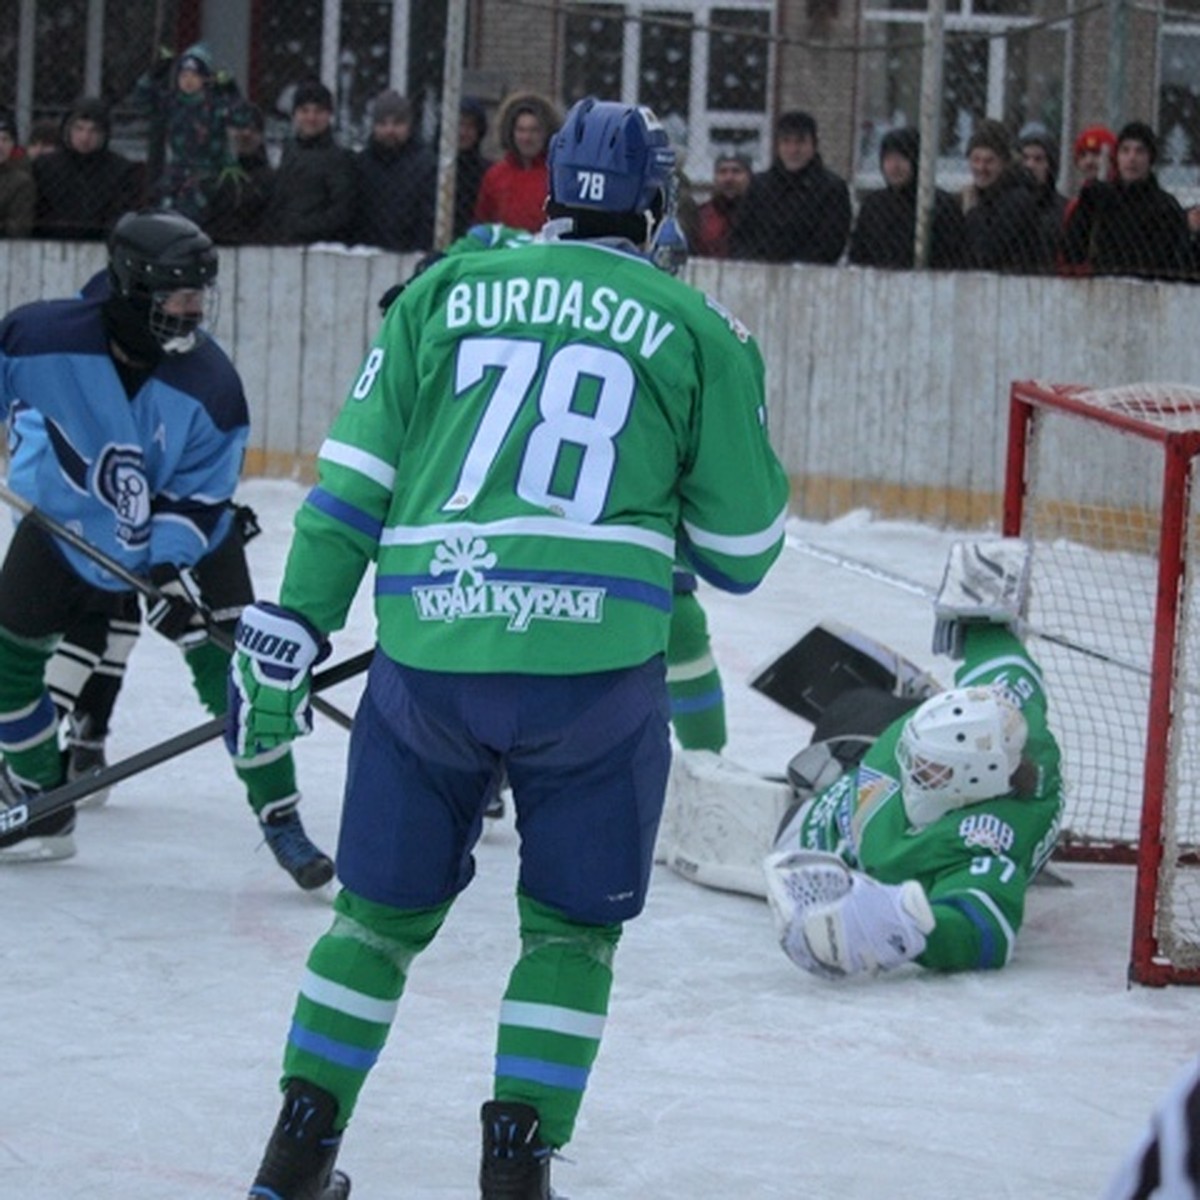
{"left": 1007, "top": 381, "right": 1200, "bottom": 983}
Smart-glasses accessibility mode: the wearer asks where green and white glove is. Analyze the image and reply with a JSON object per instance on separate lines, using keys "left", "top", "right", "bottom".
{"left": 933, "top": 539, "right": 1031, "bottom": 658}
{"left": 225, "top": 602, "right": 328, "bottom": 758}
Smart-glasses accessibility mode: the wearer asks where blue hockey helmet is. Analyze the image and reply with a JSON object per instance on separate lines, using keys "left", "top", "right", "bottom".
{"left": 548, "top": 97, "right": 676, "bottom": 216}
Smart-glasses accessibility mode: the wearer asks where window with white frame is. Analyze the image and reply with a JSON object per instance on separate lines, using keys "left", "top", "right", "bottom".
{"left": 563, "top": 0, "right": 774, "bottom": 183}
{"left": 1158, "top": 7, "right": 1200, "bottom": 191}
{"left": 856, "top": 0, "right": 1071, "bottom": 191}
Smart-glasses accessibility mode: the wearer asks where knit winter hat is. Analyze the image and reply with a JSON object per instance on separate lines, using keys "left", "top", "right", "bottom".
{"left": 460, "top": 97, "right": 488, "bottom": 140}
{"left": 966, "top": 118, "right": 1014, "bottom": 160}
{"left": 292, "top": 79, "right": 334, "bottom": 113}
{"left": 177, "top": 43, "right": 213, "bottom": 77}
{"left": 372, "top": 90, "right": 412, "bottom": 124}
{"left": 1073, "top": 124, "right": 1117, "bottom": 160}
{"left": 715, "top": 150, "right": 753, "bottom": 173}
{"left": 1117, "top": 120, "right": 1158, "bottom": 164}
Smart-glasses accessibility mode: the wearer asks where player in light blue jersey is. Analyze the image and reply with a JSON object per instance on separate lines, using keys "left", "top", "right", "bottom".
{"left": 0, "top": 211, "right": 331, "bottom": 889}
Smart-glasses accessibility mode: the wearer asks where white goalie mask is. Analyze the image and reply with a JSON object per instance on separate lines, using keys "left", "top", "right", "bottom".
{"left": 896, "top": 686, "right": 1027, "bottom": 828}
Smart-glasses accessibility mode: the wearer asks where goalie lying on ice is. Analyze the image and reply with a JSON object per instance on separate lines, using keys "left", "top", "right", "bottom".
{"left": 766, "top": 539, "right": 1064, "bottom": 977}
{"left": 657, "top": 539, "right": 1063, "bottom": 977}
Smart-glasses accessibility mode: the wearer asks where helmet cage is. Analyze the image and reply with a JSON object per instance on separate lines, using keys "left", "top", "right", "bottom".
{"left": 896, "top": 686, "right": 1027, "bottom": 827}
{"left": 548, "top": 98, "right": 676, "bottom": 216}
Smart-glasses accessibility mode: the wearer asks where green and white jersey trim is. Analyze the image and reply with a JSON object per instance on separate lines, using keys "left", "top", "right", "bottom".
{"left": 318, "top": 437, "right": 397, "bottom": 491}
{"left": 380, "top": 515, "right": 678, "bottom": 558}
{"left": 683, "top": 506, "right": 790, "bottom": 557}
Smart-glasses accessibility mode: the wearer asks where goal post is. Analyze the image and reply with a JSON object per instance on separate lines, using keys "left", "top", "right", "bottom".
{"left": 1004, "top": 380, "right": 1200, "bottom": 985}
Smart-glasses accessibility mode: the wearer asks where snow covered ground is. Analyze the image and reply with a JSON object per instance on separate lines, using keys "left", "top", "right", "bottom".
{"left": 2, "top": 479, "right": 1196, "bottom": 1199}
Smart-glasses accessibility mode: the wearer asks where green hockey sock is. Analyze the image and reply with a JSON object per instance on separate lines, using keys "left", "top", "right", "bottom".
{"left": 493, "top": 891, "right": 622, "bottom": 1148}
{"left": 666, "top": 591, "right": 726, "bottom": 752}
{"left": 281, "top": 889, "right": 452, "bottom": 1128}
{"left": 0, "top": 626, "right": 63, "bottom": 789}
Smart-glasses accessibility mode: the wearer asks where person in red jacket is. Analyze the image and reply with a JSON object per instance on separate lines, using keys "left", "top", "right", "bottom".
{"left": 692, "top": 152, "right": 752, "bottom": 258}
{"left": 472, "top": 90, "right": 561, "bottom": 232}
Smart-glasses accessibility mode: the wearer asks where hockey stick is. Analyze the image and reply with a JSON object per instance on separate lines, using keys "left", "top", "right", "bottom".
{"left": 0, "top": 648, "right": 374, "bottom": 834}
{"left": 785, "top": 532, "right": 1161, "bottom": 684}
{"left": 0, "top": 481, "right": 354, "bottom": 731}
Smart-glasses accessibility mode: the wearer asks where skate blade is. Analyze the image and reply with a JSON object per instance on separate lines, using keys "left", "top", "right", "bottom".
{"left": 0, "top": 832, "right": 77, "bottom": 862}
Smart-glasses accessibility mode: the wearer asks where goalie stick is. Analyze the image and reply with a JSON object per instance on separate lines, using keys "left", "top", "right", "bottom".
{"left": 0, "top": 648, "right": 374, "bottom": 835}
{"left": 785, "top": 532, "right": 1166, "bottom": 686}
{"left": 0, "top": 480, "right": 354, "bottom": 731}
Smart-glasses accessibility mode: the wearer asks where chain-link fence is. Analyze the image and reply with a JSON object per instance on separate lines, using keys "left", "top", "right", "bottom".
{"left": 1, "top": 0, "right": 1199, "bottom": 281}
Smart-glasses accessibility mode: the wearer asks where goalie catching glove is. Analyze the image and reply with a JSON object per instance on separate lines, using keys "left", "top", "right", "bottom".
{"left": 144, "top": 563, "right": 208, "bottom": 649}
{"left": 226, "top": 602, "right": 329, "bottom": 758}
{"left": 933, "top": 539, "right": 1031, "bottom": 659}
{"left": 763, "top": 849, "right": 935, "bottom": 979}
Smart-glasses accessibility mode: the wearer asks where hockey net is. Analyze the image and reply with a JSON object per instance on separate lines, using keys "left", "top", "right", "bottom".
{"left": 1004, "top": 380, "right": 1200, "bottom": 985}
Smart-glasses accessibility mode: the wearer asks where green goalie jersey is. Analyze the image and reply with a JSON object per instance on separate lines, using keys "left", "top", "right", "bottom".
{"left": 279, "top": 235, "right": 790, "bottom": 674}
{"left": 783, "top": 624, "right": 1064, "bottom": 972}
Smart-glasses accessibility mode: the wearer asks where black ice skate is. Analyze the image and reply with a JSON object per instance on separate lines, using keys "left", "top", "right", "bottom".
{"left": 260, "top": 805, "right": 334, "bottom": 890}
{"left": 0, "top": 760, "right": 76, "bottom": 862}
{"left": 66, "top": 712, "right": 111, "bottom": 808}
{"left": 479, "top": 1100, "right": 558, "bottom": 1200}
{"left": 248, "top": 1079, "right": 351, "bottom": 1200}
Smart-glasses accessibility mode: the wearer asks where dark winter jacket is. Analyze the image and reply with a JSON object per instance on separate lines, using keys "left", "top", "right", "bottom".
{"left": 206, "top": 145, "right": 275, "bottom": 245}
{"left": 849, "top": 183, "right": 965, "bottom": 270}
{"left": 1062, "top": 174, "right": 1193, "bottom": 281}
{"left": 454, "top": 147, "right": 492, "bottom": 239}
{"left": 353, "top": 136, "right": 437, "bottom": 252}
{"left": 33, "top": 101, "right": 139, "bottom": 241}
{"left": 0, "top": 158, "right": 35, "bottom": 237}
{"left": 266, "top": 129, "right": 355, "bottom": 245}
{"left": 729, "top": 155, "right": 851, "bottom": 264}
{"left": 961, "top": 166, "right": 1049, "bottom": 274}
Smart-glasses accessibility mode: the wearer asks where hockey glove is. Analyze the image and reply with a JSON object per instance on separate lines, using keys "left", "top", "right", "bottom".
{"left": 763, "top": 849, "right": 855, "bottom": 980}
{"left": 800, "top": 873, "right": 935, "bottom": 978}
{"left": 226, "top": 602, "right": 329, "bottom": 758}
{"left": 932, "top": 539, "right": 1031, "bottom": 658}
{"left": 144, "top": 563, "right": 208, "bottom": 649}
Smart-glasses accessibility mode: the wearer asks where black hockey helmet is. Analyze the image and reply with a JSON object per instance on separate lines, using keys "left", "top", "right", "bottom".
{"left": 106, "top": 211, "right": 217, "bottom": 354}
{"left": 108, "top": 210, "right": 217, "bottom": 301}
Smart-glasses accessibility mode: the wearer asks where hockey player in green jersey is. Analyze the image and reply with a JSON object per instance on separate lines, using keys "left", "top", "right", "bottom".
{"left": 765, "top": 540, "right": 1064, "bottom": 977}
{"left": 230, "top": 97, "right": 789, "bottom": 1199}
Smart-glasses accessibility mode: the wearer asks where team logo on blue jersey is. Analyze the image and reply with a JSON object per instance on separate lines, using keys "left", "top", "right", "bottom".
{"left": 411, "top": 535, "right": 605, "bottom": 632}
{"left": 95, "top": 445, "right": 150, "bottom": 546}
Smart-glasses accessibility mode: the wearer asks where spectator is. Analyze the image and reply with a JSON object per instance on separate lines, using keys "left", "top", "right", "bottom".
{"left": 691, "top": 151, "right": 752, "bottom": 258}
{"left": 1060, "top": 124, "right": 1117, "bottom": 276}
{"left": 352, "top": 89, "right": 436, "bottom": 252}
{"left": 1062, "top": 121, "right": 1193, "bottom": 281}
{"left": 473, "top": 90, "right": 561, "bottom": 232}
{"left": 132, "top": 42, "right": 251, "bottom": 226}
{"left": 1019, "top": 128, "right": 1067, "bottom": 267}
{"left": 264, "top": 79, "right": 355, "bottom": 245}
{"left": 33, "top": 97, "right": 139, "bottom": 241}
{"left": 960, "top": 118, "right": 1048, "bottom": 273}
{"left": 206, "top": 103, "right": 275, "bottom": 244}
{"left": 729, "top": 110, "right": 851, "bottom": 264}
{"left": 453, "top": 97, "right": 492, "bottom": 238}
{"left": 848, "top": 127, "right": 965, "bottom": 269}
{"left": 0, "top": 109, "right": 35, "bottom": 238}
{"left": 24, "top": 120, "right": 60, "bottom": 161}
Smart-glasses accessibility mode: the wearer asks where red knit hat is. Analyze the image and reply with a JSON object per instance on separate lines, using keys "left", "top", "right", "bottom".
{"left": 1073, "top": 125, "right": 1117, "bottom": 160}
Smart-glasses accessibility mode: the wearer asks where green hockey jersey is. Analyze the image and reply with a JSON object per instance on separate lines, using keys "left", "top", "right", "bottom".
{"left": 280, "top": 235, "right": 790, "bottom": 674}
{"left": 782, "top": 624, "right": 1064, "bottom": 972}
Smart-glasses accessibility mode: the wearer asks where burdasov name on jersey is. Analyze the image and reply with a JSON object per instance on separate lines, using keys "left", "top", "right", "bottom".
{"left": 412, "top": 577, "right": 605, "bottom": 631}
